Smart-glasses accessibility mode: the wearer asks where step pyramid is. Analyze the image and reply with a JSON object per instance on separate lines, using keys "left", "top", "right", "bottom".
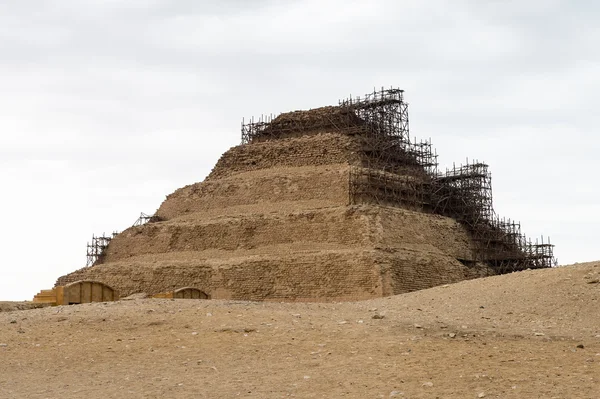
{"left": 55, "top": 88, "right": 554, "bottom": 301}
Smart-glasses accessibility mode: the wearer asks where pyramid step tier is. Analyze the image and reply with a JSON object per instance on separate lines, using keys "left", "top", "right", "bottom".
{"left": 55, "top": 248, "right": 493, "bottom": 301}
{"left": 102, "top": 206, "right": 477, "bottom": 264}
{"left": 158, "top": 165, "right": 350, "bottom": 221}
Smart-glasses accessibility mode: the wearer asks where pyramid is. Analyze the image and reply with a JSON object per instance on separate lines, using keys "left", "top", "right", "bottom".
{"left": 56, "top": 88, "right": 554, "bottom": 301}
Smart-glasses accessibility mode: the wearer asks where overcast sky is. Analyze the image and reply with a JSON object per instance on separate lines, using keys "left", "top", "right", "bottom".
{"left": 1, "top": 0, "right": 598, "bottom": 300}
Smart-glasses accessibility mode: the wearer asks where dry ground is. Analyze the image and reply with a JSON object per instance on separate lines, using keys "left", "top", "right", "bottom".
{"left": 0, "top": 302, "right": 49, "bottom": 313}
{"left": 1, "top": 261, "right": 599, "bottom": 399}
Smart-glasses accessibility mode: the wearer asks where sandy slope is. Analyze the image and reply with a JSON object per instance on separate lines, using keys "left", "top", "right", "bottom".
{"left": 1, "top": 262, "right": 599, "bottom": 399}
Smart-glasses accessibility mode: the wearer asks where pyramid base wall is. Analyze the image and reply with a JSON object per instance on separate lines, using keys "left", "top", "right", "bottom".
{"left": 56, "top": 249, "right": 494, "bottom": 302}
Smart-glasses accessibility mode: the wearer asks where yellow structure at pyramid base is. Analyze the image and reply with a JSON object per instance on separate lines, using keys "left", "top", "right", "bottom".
{"left": 33, "top": 281, "right": 119, "bottom": 306}
{"left": 153, "top": 287, "right": 210, "bottom": 300}
{"left": 32, "top": 289, "right": 59, "bottom": 304}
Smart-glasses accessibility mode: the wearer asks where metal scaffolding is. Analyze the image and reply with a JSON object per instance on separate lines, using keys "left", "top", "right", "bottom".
{"left": 132, "top": 212, "right": 162, "bottom": 227}
{"left": 239, "top": 87, "right": 556, "bottom": 273}
{"left": 339, "top": 88, "right": 410, "bottom": 142}
{"left": 86, "top": 232, "right": 118, "bottom": 267}
{"left": 431, "top": 161, "right": 556, "bottom": 271}
{"left": 84, "top": 212, "right": 162, "bottom": 267}
{"left": 241, "top": 106, "right": 365, "bottom": 144}
{"left": 432, "top": 161, "right": 493, "bottom": 226}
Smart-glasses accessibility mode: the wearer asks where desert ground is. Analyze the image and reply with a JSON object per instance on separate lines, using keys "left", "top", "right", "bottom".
{"left": 1, "top": 261, "right": 599, "bottom": 399}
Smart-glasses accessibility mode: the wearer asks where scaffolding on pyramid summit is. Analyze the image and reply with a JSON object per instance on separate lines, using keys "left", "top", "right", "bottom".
{"left": 240, "top": 87, "right": 556, "bottom": 273}
{"left": 241, "top": 87, "right": 413, "bottom": 145}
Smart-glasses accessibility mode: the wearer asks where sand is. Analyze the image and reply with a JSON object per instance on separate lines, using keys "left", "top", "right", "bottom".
{"left": 1, "top": 261, "right": 598, "bottom": 398}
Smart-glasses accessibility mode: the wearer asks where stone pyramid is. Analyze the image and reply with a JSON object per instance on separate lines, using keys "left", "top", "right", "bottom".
{"left": 56, "top": 88, "right": 553, "bottom": 301}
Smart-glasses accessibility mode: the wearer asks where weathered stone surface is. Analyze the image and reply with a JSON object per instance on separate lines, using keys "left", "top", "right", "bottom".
{"left": 56, "top": 132, "right": 494, "bottom": 300}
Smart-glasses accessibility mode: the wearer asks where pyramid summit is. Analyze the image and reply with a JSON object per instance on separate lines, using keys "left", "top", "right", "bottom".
{"left": 56, "top": 88, "right": 555, "bottom": 301}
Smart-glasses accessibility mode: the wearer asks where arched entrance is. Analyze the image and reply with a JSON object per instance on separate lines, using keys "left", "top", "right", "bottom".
{"left": 173, "top": 287, "right": 209, "bottom": 299}
{"left": 58, "top": 280, "right": 118, "bottom": 305}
